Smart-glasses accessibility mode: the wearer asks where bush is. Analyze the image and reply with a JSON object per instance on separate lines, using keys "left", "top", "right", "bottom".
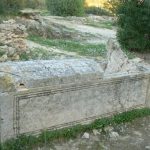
{"left": 0, "top": 0, "right": 5, "bottom": 14}
{"left": 103, "top": 0, "right": 122, "bottom": 14}
{"left": 0, "top": 0, "right": 44, "bottom": 15}
{"left": 0, "top": 0, "right": 23, "bottom": 14}
{"left": 24, "top": 0, "right": 45, "bottom": 9}
{"left": 85, "top": 6, "right": 111, "bottom": 16}
{"left": 46, "top": 0, "right": 85, "bottom": 16}
{"left": 117, "top": 0, "right": 150, "bottom": 52}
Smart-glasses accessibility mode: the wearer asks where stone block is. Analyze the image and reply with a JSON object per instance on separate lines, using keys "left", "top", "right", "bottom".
{"left": 0, "top": 59, "right": 150, "bottom": 142}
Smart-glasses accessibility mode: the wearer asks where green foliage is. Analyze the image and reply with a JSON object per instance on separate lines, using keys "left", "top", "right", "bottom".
{"left": 0, "top": 0, "right": 44, "bottom": 15}
{"left": 20, "top": 48, "right": 56, "bottom": 61}
{"left": 85, "top": 19, "right": 115, "bottom": 29}
{"left": 85, "top": 7, "right": 111, "bottom": 16}
{"left": 0, "top": 50, "right": 5, "bottom": 57}
{"left": 0, "top": 0, "right": 23, "bottom": 14}
{"left": 0, "top": 0, "right": 5, "bottom": 14}
{"left": 22, "top": 0, "right": 46, "bottom": 9}
{"left": 46, "top": 0, "right": 85, "bottom": 16}
{"left": 103, "top": 0, "right": 122, "bottom": 14}
{"left": 1, "top": 135, "right": 37, "bottom": 150}
{"left": 117, "top": 0, "right": 150, "bottom": 52}
{"left": 23, "top": 0, "right": 37, "bottom": 9}
{"left": 29, "top": 35, "right": 106, "bottom": 57}
{"left": 123, "top": 49, "right": 136, "bottom": 59}
{"left": 1, "top": 108, "right": 150, "bottom": 150}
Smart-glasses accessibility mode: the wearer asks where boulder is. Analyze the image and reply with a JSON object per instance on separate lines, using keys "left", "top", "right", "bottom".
{"left": 105, "top": 39, "right": 139, "bottom": 74}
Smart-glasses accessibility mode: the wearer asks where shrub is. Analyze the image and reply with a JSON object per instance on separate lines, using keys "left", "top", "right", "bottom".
{"left": 117, "top": 0, "right": 150, "bottom": 52}
{"left": 0, "top": 0, "right": 5, "bottom": 14}
{"left": 46, "top": 0, "right": 85, "bottom": 16}
{"left": 0, "top": 0, "right": 44, "bottom": 15}
{"left": 103, "top": 0, "right": 122, "bottom": 14}
{"left": 24, "top": 0, "right": 45, "bottom": 9}
{"left": 0, "top": 0, "right": 23, "bottom": 14}
{"left": 85, "top": 6, "right": 111, "bottom": 16}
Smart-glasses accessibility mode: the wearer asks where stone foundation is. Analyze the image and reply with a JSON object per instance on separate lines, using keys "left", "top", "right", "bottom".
{"left": 0, "top": 59, "right": 150, "bottom": 142}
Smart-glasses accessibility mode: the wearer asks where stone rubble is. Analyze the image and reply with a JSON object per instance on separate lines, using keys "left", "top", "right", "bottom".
{"left": 82, "top": 132, "right": 90, "bottom": 139}
{"left": 145, "top": 146, "right": 150, "bottom": 149}
{"left": 38, "top": 116, "right": 150, "bottom": 150}
{"left": 92, "top": 129, "right": 100, "bottom": 136}
{"left": 16, "top": 11, "right": 80, "bottom": 39}
{"left": 104, "top": 126, "right": 114, "bottom": 132}
{"left": 109, "top": 131, "right": 119, "bottom": 139}
{"left": 0, "top": 19, "right": 28, "bottom": 62}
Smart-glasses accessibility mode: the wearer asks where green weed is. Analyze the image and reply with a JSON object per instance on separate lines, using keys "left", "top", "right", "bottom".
{"left": 85, "top": 20, "right": 116, "bottom": 29}
{"left": 123, "top": 49, "right": 136, "bottom": 59}
{"left": 28, "top": 35, "right": 106, "bottom": 57}
{"left": 20, "top": 48, "right": 61, "bottom": 61}
{"left": 0, "top": 49, "right": 5, "bottom": 57}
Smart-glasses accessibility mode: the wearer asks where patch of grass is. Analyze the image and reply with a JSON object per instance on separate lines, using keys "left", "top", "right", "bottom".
{"left": 0, "top": 15, "right": 17, "bottom": 23}
{"left": 40, "top": 10, "right": 51, "bottom": 16}
{"left": 0, "top": 49, "right": 5, "bottom": 57}
{"left": 20, "top": 48, "right": 62, "bottom": 61}
{"left": 46, "top": 0, "right": 85, "bottom": 17}
{"left": 123, "top": 49, "right": 136, "bottom": 59}
{"left": 1, "top": 108, "right": 150, "bottom": 150}
{"left": 85, "top": 20, "right": 115, "bottom": 30}
{"left": 28, "top": 35, "right": 106, "bottom": 57}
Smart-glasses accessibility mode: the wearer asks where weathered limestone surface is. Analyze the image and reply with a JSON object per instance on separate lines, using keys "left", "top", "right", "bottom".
{"left": 0, "top": 59, "right": 150, "bottom": 142}
{"left": 105, "top": 39, "right": 140, "bottom": 74}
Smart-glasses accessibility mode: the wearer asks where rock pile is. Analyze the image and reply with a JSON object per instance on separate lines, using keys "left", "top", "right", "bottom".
{"left": 0, "top": 19, "right": 28, "bottom": 62}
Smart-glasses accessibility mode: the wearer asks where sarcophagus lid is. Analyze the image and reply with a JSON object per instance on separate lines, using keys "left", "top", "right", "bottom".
{"left": 0, "top": 59, "right": 104, "bottom": 93}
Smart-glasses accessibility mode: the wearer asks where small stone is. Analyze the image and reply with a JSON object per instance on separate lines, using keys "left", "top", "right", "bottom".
{"left": 82, "top": 132, "right": 90, "bottom": 139}
{"left": 0, "top": 45, "right": 8, "bottom": 49}
{"left": 133, "top": 131, "right": 142, "bottom": 137}
{"left": 12, "top": 54, "right": 20, "bottom": 61}
{"left": 7, "top": 47, "right": 16, "bottom": 56}
{"left": 109, "top": 131, "right": 119, "bottom": 139}
{"left": 93, "top": 129, "right": 100, "bottom": 136}
{"left": 104, "top": 126, "right": 114, "bottom": 132}
{"left": 0, "top": 54, "right": 7, "bottom": 62}
{"left": 0, "top": 18, "right": 28, "bottom": 62}
{"left": 145, "top": 146, "right": 150, "bottom": 150}
{"left": 131, "top": 57, "right": 143, "bottom": 63}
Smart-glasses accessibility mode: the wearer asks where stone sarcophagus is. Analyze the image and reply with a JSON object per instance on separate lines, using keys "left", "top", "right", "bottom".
{"left": 0, "top": 59, "right": 150, "bottom": 142}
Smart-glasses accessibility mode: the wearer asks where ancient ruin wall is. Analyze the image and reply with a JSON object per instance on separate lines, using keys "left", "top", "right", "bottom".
{"left": 0, "top": 59, "right": 150, "bottom": 142}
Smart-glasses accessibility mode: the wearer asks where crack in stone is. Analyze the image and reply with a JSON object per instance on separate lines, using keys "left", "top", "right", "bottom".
{"left": 0, "top": 71, "right": 21, "bottom": 77}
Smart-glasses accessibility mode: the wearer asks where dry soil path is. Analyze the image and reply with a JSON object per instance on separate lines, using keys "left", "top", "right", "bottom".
{"left": 42, "top": 16, "right": 116, "bottom": 44}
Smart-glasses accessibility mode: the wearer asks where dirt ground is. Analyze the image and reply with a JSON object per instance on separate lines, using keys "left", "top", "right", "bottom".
{"left": 135, "top": 53, "right": 150, "bottom": 64}
{"left": 42, "top": 16, "right": 116, "bottom": 44}
{"left": 37, "top": 116, "right": 150, "bottom": 150}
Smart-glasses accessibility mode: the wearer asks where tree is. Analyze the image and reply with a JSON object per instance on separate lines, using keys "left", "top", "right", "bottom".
{"left": 46, "top": 0, "right": 85, "bottom": 16}
{"left": 0, "top": 0, "right": 23, "bottom": 14}
{"left": 117, "top": 0, "right": 150, "bottom": 52}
